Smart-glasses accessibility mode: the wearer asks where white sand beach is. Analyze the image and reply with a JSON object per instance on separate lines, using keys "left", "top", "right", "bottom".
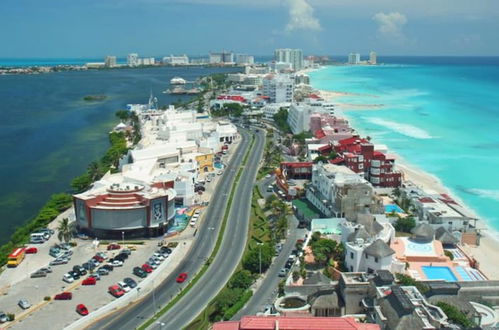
{"left": 317, "top": 87, "right": 499, "bottom": 280}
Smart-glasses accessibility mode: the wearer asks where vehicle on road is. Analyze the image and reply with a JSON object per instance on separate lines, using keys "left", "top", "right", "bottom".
{"left": 63, "top": 273, "right": 74, "bottom": 283}
{"left": 278, "top": 268, "right": 288, "bottom": 277}
{"left": 18, "top": 299, "right": 31, "bottom": 309}
{"left": 107, "top": 243, "right": 121, "bottom": 251}
{"left": 30, "top": 270, "right": 47, "bottom": 278}
{"left": 118, "top": 281, "right": 131, "bottom": 293}
{"left": 25, "top": 247, "right": 38, "bottom": 254}
{"left": 108, "top": 285, "right": 125, "bottom": 298}
{"left": 176, "top": 272, "right": 188, "bottom": 283}
{"left": 54, "top": 292, "right": 72, "bottom": 300}
{"left": 123, "top": 277, "right": 137, "bottom": 288}
{"left": 82, "top": 277, "right": 97, "bottom": 285}
{"left": 7, "top": 247, "right": 26, "bottom": 267}
{"left": 76, "top": 304, "right": 89, "bottom": 316}
{"left": 133, "top": 267, "right": 147, "bottom": 278}
{"left": 0, "top": 311, "right": 8, "bottom": 323}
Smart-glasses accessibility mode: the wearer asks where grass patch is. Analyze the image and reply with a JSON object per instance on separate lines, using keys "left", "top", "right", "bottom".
{"left": 138, "top": 133, "right": 256, "bottom": 330}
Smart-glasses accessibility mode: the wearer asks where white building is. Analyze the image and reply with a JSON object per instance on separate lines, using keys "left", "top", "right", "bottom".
{"left": 127, "top": 53, "right": 139, "bottom": 67}
{"left": 274, "top": 48, "right": 303, "bottom": 71}
{"left": 137, "top": 57, "right": 155, "bottom": 66}
{"left": 369, "top": 51, "right": 377, "bottom": 65}
{"left": 271, "top": 62, "right": 293, "bottom": 72}
{"left": 287, "top": 103, "right": 315, "bottom": 134}
{"left": 262, "top": 74, "right": 294, "bottom": 103}
{"left": 263, "top": 103, "right": 289, "bottom": 120}
{"left": 348, "top": 53, "right": 361, "bottom": 65}
{"left": 294, "top": 73, "right": 310, "bottom": 85}
{"left": 105, "top": 56, "right": 117, "bottom": 68}
{"left": 163, "top": 55, "right": 189, "bottom": 65}
{"left": 209, "top": 51, "right": 234, "bottom": 64}
{"left": 235, "top": 54, "right": 254, "bottom": 65}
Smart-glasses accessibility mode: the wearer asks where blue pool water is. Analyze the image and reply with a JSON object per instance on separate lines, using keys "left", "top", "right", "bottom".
{"left": 385, "top": 204, "right": 403, "bottom": 213}
{"left": 422, "top": 266, "right": 458, "bottom": 281}
{"left": 455, "top": 266, "right": 473, "bottom": 281}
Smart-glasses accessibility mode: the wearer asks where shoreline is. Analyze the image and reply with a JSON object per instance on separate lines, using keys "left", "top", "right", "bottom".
{"left": 312, "top": 75, "right": 499, "bottom": 280}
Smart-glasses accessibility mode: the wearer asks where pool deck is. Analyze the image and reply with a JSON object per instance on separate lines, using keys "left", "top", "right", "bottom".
{"left": 391, "top": 237, "right": 488, "bottom": 281}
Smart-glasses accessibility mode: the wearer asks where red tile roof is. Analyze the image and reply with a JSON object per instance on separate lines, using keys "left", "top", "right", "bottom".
{"left": 419, "top": 197, "right": 435, "bottom": 203}
{"left": 329, "top": 156, "right": 344, "bottom": 164}
{"left": 213, "top": 316, "right": 380, "bottom": 330}
{"left": 281, "top": 162, "right": 313, "bottom": 168}
{"left": 315, "top": 129, "right": 326, "bottom": 139}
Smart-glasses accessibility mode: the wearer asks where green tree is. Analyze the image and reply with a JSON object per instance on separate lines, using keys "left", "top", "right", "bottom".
{"left": 115, "top": 110, "right": 130, "bottom": 121}
{"left": 57, "top": 218, "right": 73, "bottom": 243}
{"left": 436, "top": 302, "right": 474, "bottom": 328}
{"left": 313, "top": 155, "right": 328, "bottom": 164}
{"left": 215, "top": 288, "right": 244, "bottom": 312}
{"left": 87, "top": 161, "right": 103, "bottom": 181}
{"left": 229, "top": 270, "right": 254, "bottom": 289}
{"left": 71, "top": 173, "right": 92, "bottom": 193}
{"left": 394, "top": 216, "right": 416, "bottom": 233}
{"left": 292, "top": 271, "right": 300, "bottom": 282}
{"left": 242, "top": 243, "right": 274, "bottom": 274}
{"left": 265, "top": 195, "right": 278, "bottom": 210}
{"left": 275, "top": 216, "right": 288, "bottom": 240}
{"left": 273, "top": 108, "right": 291, "bottom": 133}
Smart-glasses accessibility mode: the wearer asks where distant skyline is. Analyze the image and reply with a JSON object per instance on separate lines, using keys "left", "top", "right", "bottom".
{"left": 1, "top": 0, "right": 498, "bottom": 58}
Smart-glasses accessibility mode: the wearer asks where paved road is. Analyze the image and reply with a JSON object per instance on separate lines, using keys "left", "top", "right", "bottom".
{"left": 232, "top": 215, "right": 306, "bottom": 319}
{"left": 86, "top": 128, "right": 264, "bottom": 330}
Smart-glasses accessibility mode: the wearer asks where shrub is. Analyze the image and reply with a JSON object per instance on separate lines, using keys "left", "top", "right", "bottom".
{"left": 44, "top": 296, "right": 51, "bottom": 301}
{"left": 444, "top": 250, "right": 454, "bottom": 260}
{"left": 436, "top": 302, "right": 474, "bottom": 328}
{"left": 7, "top": 313, "right": 15, "bottom": 321}
{"left": 394, "top": 217, "right": 416, "bottom": 233}
{"left": 229, "top": 270, "right": 254, "bottom": 289}
{"left": 292, "top": 271, "right": 300, "bottom": 282}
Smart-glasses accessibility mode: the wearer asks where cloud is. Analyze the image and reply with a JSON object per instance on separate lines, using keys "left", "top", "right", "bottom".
{"left": 285, "top": 0, "right": 321, "bottom": 32}
{"left": 372, "top": 12, "right": 407, "bottom": 39}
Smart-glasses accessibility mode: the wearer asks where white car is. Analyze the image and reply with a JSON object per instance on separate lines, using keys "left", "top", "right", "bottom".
{"left": 190, "top": 220, "right": 196, "bottom": 227}
{"left": 63, "top": 273, "right": 74, "bottom": 283}
{"left": 109, "top": 260, "right": 123, "bottom": 267}
{"left": 153, "top": 253, "right": 165, "bottom": 261}
{"left": 146, "top": 262, "right": 158, "bottom": 269}
{"left": 118, "top": 281, "right": 131, "bottom": 293}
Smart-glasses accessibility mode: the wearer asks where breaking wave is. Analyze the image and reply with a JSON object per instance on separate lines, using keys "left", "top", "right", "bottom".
{"left": 365, "top": 118, "right": 433, "bottom": 139}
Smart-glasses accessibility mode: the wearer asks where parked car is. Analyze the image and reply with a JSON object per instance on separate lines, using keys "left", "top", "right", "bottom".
{"left": 118, "top": 281, "right": 131, "bottom": 293}
{"left": 108, "top": 285, "right": 125, "bottom": 298}
{"left": 63, "top": 273, "right": 74, "bottom": 283}
{"left": 96, "top": 252, "right": 107, "bottom": 259}
{"left": 123, "top": 277, "right": 137, "bottom": 288}
{"left": 160, "top": 247, "right": 172, "bottom": 254}
{"left": 145, "top": 261, "right": 158, "bottom": 269}
{"left": 50, "top": 258, "right": 68, "bottom": 266}
{"left": 107, "top": 243, "right": 121, "bottom": 251}
{"left": 38, "top": 267, "right": 52, "bottom": 273}
{"left": 141, "top": 264, "right": 153, "bottom": 273}
{"left": 18, "top": 299, "right": 31, "bottom": 310}
{"left": 25, "top": 247, "right": 38, "bottom": 254}
{"left": 278, "top": 268, "right": 288, "bottom": 277}
{"left": 0, "top": 311, "right": 8, "bottom": 323}
{"left": 40, "top": 228, "right": 55, "bottom": 235}
{"left": 82, "top": 277, "right": 97, "bottom": 286}
{"left": 73, "top": 266, "right": 87, "bottom": 276}
{"left": 97, "top": 268, "right": 109, "bottom": 276}
{"left": 109, "top": 260, "right": 123, "bottom": 267}
{"left": 54, "top": 292, "right": 72, "bottom": 300}
{"left": 176, "top": 272, "right": 188, "bottom": 283}
{"left": 101, "top": 264, "right": 113, "bottom": 272}
{"left": 30, "top": 270, "right": 47, "bottom": 278}
{"left": 76, "top": 304, "right": 89, "bottom": 316}
{"left": 93, "top": 255, "right": 104, "bottom": 263}
{"left": 88, "top": 273, "right": 101, "bottom": 281}
{"left": 133, "top": 267, "right": 147, "bottom": 278}
{"left": 69, "top": 271, "right": 80, "bottom": 280}
{"left": 117, "top": 252, "right": 129, "bottom": 259}
{"left": 153, "top": 253, "right": 165, "bottom": 261}
{"left": 121, "top": 248, "right": 132, "bottom": 256}
{"left": 49, "top": 247, "right": 61, "bottom": 258}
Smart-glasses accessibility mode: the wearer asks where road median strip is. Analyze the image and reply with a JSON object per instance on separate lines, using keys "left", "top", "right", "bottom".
{"left": 137, "top": 132, "right": 256, "bottom": 330}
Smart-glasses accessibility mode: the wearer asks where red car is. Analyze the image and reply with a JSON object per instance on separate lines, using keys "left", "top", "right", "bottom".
{"left": 141, "top": 264, "right": 153, "bottom": 273}
{"left": 54, "top": 292, "right": 72, "bottom": 300}
{"left": 93, "top": 255, "right": 104, "bottom": 262}
{"left": 82, "top": 277, "right": 97, "bottom": 286}
{"left": 107, "top": 243, "right": 121, "bottom": 251}
{"left": 25, "top": 247, "right": 38, "bottom": 254}
{"left": 76, "top": 304, "right": 89, "bottom": 316}
{"left": 176, "top": 272, "right": 188, "bottom": 283}
{"left": 108, "top": 285, "right": 125, "bottom": 298}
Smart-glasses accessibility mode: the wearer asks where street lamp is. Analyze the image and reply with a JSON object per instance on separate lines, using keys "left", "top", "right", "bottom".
{"left": 121, "top": 231, "right": 125, "bottom": 246}
{"left": 257, "top": 243, "right": 263, "bottom": 275}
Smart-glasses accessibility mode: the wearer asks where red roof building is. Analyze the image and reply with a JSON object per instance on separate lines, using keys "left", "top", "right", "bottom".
{"left": 213, "top": 316, "right": 380, "bottom": 330}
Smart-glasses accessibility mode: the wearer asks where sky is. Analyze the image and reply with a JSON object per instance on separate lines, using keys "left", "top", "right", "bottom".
{"left": 1, "top": 0, "right": 499, "bottom": 58}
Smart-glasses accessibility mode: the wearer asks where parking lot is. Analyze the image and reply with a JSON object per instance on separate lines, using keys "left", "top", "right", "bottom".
{"left": 0, "top": 234, "right": 180, "bottom": 329}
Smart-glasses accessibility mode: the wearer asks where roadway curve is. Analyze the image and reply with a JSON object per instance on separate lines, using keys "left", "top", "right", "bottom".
{"left": 87, "top": 128, "right": 265, "bottom": 330}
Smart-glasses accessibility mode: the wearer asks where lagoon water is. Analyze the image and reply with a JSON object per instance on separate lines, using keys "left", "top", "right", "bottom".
{"left": 0, "top": 66, "right": 238, "bottom": 244}
{"left": 310, "top": 57, "right": 499, "bottom": 232}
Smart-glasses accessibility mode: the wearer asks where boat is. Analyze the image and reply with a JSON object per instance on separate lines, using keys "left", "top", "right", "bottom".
{"left": 170, "top": 76, "right": 186, "bottom": 85}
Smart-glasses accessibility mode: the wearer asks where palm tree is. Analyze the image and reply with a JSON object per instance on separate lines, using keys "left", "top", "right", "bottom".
{"left": 87, "top": 161, "right": 103, "bottom": 181}
{"left": 57, "top": 218, "right": 73, "bottom": 243}
{"left": 275, "top": 216, "right": 288, "bottom": 239}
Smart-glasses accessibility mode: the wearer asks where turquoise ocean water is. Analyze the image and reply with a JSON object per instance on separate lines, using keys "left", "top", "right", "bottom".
{"left": 310, "top": 57, "right": 499, "bottom": 233}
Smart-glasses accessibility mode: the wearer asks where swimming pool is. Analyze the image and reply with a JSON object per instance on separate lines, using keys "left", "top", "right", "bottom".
{"left": 385, "top": 204, "right": 403, "bottom": 213}
{"left": 402, "top": 238, "right": 436, "bottom": 256}
{"left": 422, "top": 266, "right": 458, "bottom": 281}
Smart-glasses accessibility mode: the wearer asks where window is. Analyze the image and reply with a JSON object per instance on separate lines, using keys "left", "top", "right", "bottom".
{"left": 350, "top": 252, "right": 354, "bottom": 259}
{"left": 375, "top": 257, "right": 379, "bottom": 263}
{"left": 350, "top": 266, "right": 353, "bottom": 272}
{"left": 365, "top": 253, "right": 368, "bottom": 259}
